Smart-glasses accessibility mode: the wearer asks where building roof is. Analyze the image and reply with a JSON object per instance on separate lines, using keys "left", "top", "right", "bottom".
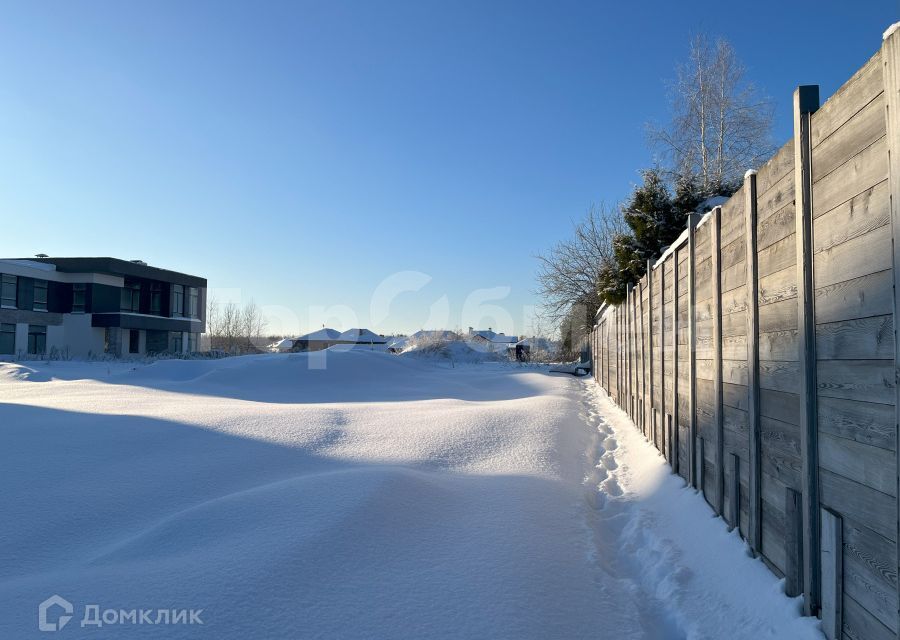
{"left": 15, "top": 257, "right": 206, "bottom": 287}
{"left": 339, "top": 328, "right": 386, "bottom": 343}
{"left": 0, "top": 259, "right": 56, "bottom": 272}
{"left": 297, "top": 328, "right": 342, "bottom": 341}
{"left": 472, "top": 330, "right": 518, "bottom": 344}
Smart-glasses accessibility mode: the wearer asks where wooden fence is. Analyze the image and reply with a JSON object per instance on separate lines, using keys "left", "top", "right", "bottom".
{"left": 591, "top": 29, "right": 900, "bottom": 640}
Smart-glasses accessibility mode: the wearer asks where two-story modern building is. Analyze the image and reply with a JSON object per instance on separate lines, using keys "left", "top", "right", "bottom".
{"left": 0, "top": 257, "right": 206, "bottom": 359}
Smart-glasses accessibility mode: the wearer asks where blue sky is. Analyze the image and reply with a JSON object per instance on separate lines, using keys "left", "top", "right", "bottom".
{"left": 0, "top": 1, "right": 895, "bottom": 336}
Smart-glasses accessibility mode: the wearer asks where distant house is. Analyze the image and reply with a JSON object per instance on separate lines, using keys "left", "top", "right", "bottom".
{"left": 291, "top": 328, "right": 342, "bottom": 352}
{"left": 467, "top": 327, "right": 518, "bottom": 352}
{"left": 0, "top": 256, "right": 206, "bottom": 359}
{"left": 338, "top": 328, "right": 387, "bottom": 347}
{"left": 291, "top": 327, "right": 387, "bottom": 352}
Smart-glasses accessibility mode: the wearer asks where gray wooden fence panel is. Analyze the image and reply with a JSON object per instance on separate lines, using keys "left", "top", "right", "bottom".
{"left": 589, "top": 36, "right": 900, "bottom": 629}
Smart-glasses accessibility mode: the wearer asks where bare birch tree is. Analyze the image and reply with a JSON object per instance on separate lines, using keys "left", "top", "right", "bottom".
{"left": 205, "top": 297, "right": 268, "bottom": 354}
{"left": 535, "top": 203, "right": 625, "bottom": 332}
{"left": 650, "top": 35, "right": 774, "bottom": 195}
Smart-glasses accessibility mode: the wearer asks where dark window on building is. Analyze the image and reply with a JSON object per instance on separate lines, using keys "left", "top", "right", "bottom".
{"left": 72, "top": 283, "right": 86, "bottom": 313}
{"left": 146, "top": 329, "right": 168, "bottom": 354}
{"left": 0, "top": 323, "right": 15, "bottom": 354}
{"left": 120, "top": 282, "right": 140, "bottom": 312}
{"left": 1, "top": 275, "right": 16, "bottom": 308}
{"left": 129, "top": 329, "right": 140, "bottom": 354}
{"left": 27, "top": 325, "right": 46, "bottom": 354}
{"left": 172, "top": 285, "right": 184, "bottom": 318}
{"left": 33, "top": 280, "right": 48, "bottom": 312}
{"left": 188, "top": 332, "right": 197, "bottom": 353}
{"left": 188, "top": 287, "right": 199, "bottom": 319}
{"left": 171, "top": 331, "right": 183, "bottom": 353}
{"left": 149, "top": 283, "right": 162, "bottom": 316}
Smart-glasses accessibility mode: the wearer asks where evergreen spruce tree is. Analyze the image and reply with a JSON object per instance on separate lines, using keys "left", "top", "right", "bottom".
{"left": 599, "top": 169, "right": 698, "bottom": 304}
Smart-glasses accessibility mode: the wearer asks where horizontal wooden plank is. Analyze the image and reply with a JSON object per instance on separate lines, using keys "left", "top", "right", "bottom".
{"left": 760, "top": 361, "right": 800, "bottom": 394}
{"left": 722, "top": 310, "right": 747, "bottom": 337}
{"left": 815, "top": 269, "right": 893, "bottom": 324}
{"left": 720, "top": 188, "right": 745, "bottom": 247}
{"left": 761, "top": 443, "right": 802, "bottom": 495}
{"left": 758, "top": 265, "right": 797, "bottom": 306}
{"left": 814, "top": 223, "right": 892, "bottom": 289}
{"left": 814, "top": 180, "right": 890, "bottom": 255}
{"left": 816, "top": 314, "right": 893, "bottom": 360}
{"left": 720, "top": 235, "right": 746, "bottom": 271}
{"left": 757, "top": 202, "right": 795, "bottom": 252}
{"left": 818, "top": 431, "right": 896, "bottom": 496}
{"left": 843, "top": 590, "right": 894, "bottom": 640}
{"left": 722, "top": 334, "right": 748, "bottom": 360}
{"left": 811, "top": 49, "right": 882, "bottom": 148}
{"left": 759, "top": 387, "right": 799, "bottom": 425}
{"left": 722, "top": 262, "right": 746, "bottom": 294}
{"left": 813, "top": 92, "right": 886, "bottom": 183}
{"left": 722, "top": 359, "right": 749, "bottom": 386}
{"left": 721, "top": 286, "right": 749, "bottom": 315}
{"left": 723, "top": 404, "right": 749, "bottom": 438}
{"left": 761, "top": 414, "right": 801, "bottom": 457}
{"left": 695, "top": 226, "right": 711, "bottom": 254}
{"left": 819, "top": 468, "right": 896, "bottom": 542}
{"left": 761, "top": 506, "right": 788, "bottom": 572}
{"left": 757, "top": 140, "right": 795, "bottom": 202}
{"left": 843, "top": 515, "right": 898, "bottom": 594}
{"left": 813, "top": 136, "right": 888, "bottom": 218}
{"left": 817, "top": 396, "right": 895, "bottom": 451}
{"left": 760, "top": 169, "right": 794, "bottom": 216}
{"left": 724, "top": 420, "right": 749, "bottom": 455}
{"left": 759, "top": 298, "right": 798, "bottom": 333}
{"left": 723, "top": 382, "right": 748, "bottom": 412}
{"left": 759, "top": 329, "right": 798, "bottom": 361}
{"left": 757, "top": 233, "right": 796, "bottom": 279}
{"left": 761, "top": 469, "right": 789, "bottom": 513}
{"left": 817, "top": 359, "right": 895, "bottom": 404}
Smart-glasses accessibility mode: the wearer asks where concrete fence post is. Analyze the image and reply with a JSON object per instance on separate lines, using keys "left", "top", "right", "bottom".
{"left": 880, "top": 27, "right": 900, "bottom": 637}
{"left": 794, "top": 83, "right": 821, "bottom": 616}
{"left": 744, "top": 169, "right": 762, "bottom": 555}
{"left": 711, "top": 205, "right": 725, "bottom": 515}
{"left": 687, "top": 212, "right": 702, "bottom": 489}
{"left": 672, "top": 242, "right": 681, "bottom": 474}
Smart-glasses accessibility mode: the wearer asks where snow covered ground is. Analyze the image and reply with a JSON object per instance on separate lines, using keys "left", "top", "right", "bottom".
{"left": 0, "top": 351, "right": 822, "bottom": 638}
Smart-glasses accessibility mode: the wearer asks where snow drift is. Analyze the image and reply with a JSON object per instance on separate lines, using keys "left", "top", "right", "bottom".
{"left": 0, "top": 354, "right": 822, "bottom": 639}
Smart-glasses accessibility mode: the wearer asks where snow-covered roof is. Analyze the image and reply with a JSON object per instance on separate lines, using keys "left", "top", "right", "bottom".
{"left": 339, "top": 328, "right": 386, "bottom": 343}
{"left": 273, "top": 338, "right": 294, "bottom": 349}
{"left": 472, "top": 330, "right": 518, "bottom": 344}
{"left": 298, "top": 328, "right": 341, "bottom": 341}
{"left": 387, "top": 336, "right": 409, "bottom": 349}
